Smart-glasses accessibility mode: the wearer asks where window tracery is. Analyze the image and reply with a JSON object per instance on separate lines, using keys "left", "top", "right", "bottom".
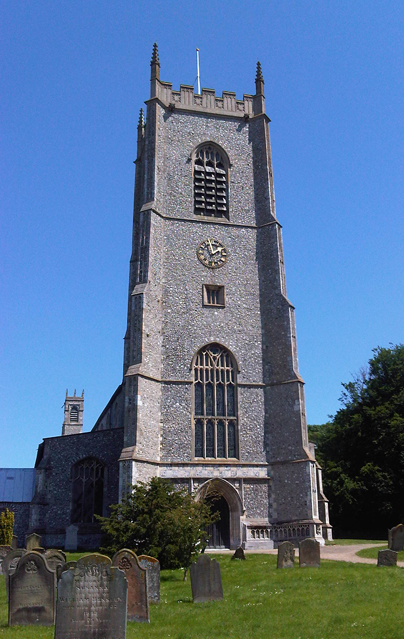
{"left": 193, "top": 344, "right": 238, "bottom": 458}
{"left": 71, "top": 457, "right": 104, "bottom": 524}
{"left": 194, "top": 144, "right": 229, "bottom": 218}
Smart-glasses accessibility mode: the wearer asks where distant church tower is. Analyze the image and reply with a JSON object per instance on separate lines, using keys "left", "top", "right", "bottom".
{"left": 62, "top": 389, "right": 84, "bottom": 436}
{"left": 119, "top": 45, "right": 331, "bottom": 548}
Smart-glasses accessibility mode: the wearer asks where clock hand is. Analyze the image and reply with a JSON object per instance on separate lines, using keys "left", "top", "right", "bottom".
{"left": 207, "top": 239, "right": 223, "bottom": 256}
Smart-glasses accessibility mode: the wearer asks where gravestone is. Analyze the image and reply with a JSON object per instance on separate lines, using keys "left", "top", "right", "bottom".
{"left": 11, "top": 535, "right": 18, "bottom": 550}
{"left": 231, "top": 547, "right": 245, "bottom": 560}
{"left": 3, "top": 549, "right": 25, "bottom": 601}
{"left": 57, "top": 560, "right": 76, "bottom": 581}
{"left": 377, "top": 549, "right": 398, "bottom": 566}
{"left": 32, "top": 547, "right": 46, "bottom": 553}
{"left": 65, "top": 524, "right": 78, "bottom": 551}
{"left": 112, "top": 549, "right": 149, "bottom": 622}
{"left": 26, "top": 533, "right": 41, "bottom": 551}
{"left": 277, "top": 541, "right": 295, "bottom": 569}
{"left": 54, "top": 553, "right": 127, "bottom": 639}
{"left": 3, "top": 549, "right": 25, "bottom": 577}
{"left": 0, "top": 545, "right": 12, "bottom": 575}
{"left": 388, "top": 524, "right": 404, "bottom": 551}
{"left": 299, "top": 538, "right": 321, "bottom": 568}
{"left": 138, "top": 555, "right": 160, "bottom": 604}
{"left": 190, "top": 554, "right": 223, "bottom": 603}
{"left": 9, "top": 551, "right": 56, "bottom": 626}
{"left": 45, "top": 550, "right": 66, "bottom": 573}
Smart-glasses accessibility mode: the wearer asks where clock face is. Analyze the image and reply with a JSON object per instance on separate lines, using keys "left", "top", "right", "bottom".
{"left": 197, "top": 238, "right": 228, "bottom": 269}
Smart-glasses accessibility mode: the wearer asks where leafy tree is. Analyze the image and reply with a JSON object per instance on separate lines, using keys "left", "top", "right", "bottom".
{"left": 0, "top": 508, "right": 14, "bottom": 545}
{"left": 98, "top": 477, "right": 218, "bottom": 578}
{"left": 309, "top": 344, "right": 404, "bottom": 538}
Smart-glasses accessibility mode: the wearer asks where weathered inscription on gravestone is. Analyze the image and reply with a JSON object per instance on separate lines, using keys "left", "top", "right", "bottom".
{"left": 231, "top": 547, "right": 246, "bottom": 560}
{"left": 113, "top": 549, "right": 149, "bottom": 622}
{"left": 388, "top": 524, "right": 404, "bottom": 551}
{"left": 54, "top": 553, "right": 127, "bottom": 639}
{"left": 26, "top": 533, "right": 41, "bottom": 552}
{"left": 65, "top": 524, "right": 78, "bottom": 551}
{"left": 190, "top": 554, "right": 223, "bottom": 603}
{"left": 0, "top": 545, "right": 12, "bottom": 575}
{"left": 277, "top": 541, "right": 295, "bottom": 569}
{"left": 3, "top": 549, "right": 25, "bottom": 601}
{"left": 138, "top": 555, "right": 160, "bottom": 604}
{"left": 299, "top": 538, "right": 321, "bottom": 568}
{"left": 9, "top": 551, "right": 56, "bottom": 626}
{"left": 378, "top": 549, "right": 398, "bottom": 566}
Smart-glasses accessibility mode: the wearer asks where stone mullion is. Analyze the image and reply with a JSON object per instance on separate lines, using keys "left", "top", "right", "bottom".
{"left": 213, "top": 362, "right": 217, "bottom": 458}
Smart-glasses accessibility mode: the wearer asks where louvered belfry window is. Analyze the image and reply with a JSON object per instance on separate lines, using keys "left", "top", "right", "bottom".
{"left": 70, "top": 406, "right": 79, "bottom": 422}
{"left": 193, "top": 344, "right": 238, "bottom": 458}
{"left": 194, "top": 145, "right": 228, "bottom": 218}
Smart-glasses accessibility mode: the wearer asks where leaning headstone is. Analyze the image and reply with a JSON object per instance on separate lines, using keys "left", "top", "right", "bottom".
{"left": 11, "top": 535, "right": 18, "bottom": 550}
{"left": 231, "top": 546, "right": 245, "bottom": 560}
{"left": 0, "top": 545, "right": 12, "bottom": 575}
{"left": 9, "top": 551, "right": 56, "bottom": 626}
{"left": 138, "top": 555, "right": 160, "bottom": 604}
{"left": 112, "top": 549, "right": 149, "bottom": 622}
{"left": 3, "top": 549, "right": 25, "bottom": 601}
{"left": 65, "top": 524, "right": 78, "bottom": 551}
{"left": 26, "top": 533, "right": 41, "bottom": 551}
{"left": 277, "top": 541, "right": 295, "bottom": 568}
{"left": 45, "top": 549, "right": 66, "bottom": 573}
{"left": 378, "top": 549, "right": 398, "bottom": 566}
{"left": 299, "top": 538, "right": 321, "bottom": 567}
{"left": 190, "top": 554, "right": 223, "bottom": 603}
{"left": 388, "top": 524, "right": 404, "bottom": 551}
{"left": 54, "top": 553, "right": 127, "bottom": 639}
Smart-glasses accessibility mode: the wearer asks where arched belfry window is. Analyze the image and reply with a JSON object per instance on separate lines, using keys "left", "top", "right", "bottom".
{"left": 193, "top": 344, "right": 238, "bottom": 458}
{"left": 194, "top": 144, "right": 229, "bottom": 218}
{"left": 71, "top": 457, "right": 104, "bottom": 523}
{"left": 70, "top": 405, "right": 79, "bottom": 422}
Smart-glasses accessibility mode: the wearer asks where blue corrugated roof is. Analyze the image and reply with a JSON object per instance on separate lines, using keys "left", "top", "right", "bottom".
{"left": 0, "top": 469, "right": 36, "bottom": 502}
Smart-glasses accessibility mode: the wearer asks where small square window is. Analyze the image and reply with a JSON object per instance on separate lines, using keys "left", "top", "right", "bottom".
{"left": 203, "top": 285, "right": 225, "bottom": 307}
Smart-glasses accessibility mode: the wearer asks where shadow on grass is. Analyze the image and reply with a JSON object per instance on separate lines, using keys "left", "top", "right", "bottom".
{"left": 161, "top": 573, "right": 182, "bottom": 582}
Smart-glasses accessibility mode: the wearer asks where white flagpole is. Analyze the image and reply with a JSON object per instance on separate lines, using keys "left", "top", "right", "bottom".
{"left": 196, "top": 48, "right": 201, "bottom": 95}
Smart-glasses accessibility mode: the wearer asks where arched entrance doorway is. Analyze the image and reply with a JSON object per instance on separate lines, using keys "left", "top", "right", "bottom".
{"left": 206, "top": 494, "right": 230, "bottom": 548}
{"left": 195, "top": 478, "right": 244, "bottom": 549}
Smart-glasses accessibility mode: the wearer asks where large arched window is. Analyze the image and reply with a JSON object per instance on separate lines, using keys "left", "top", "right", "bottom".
{"left": 194, "top": 144, "right": 229, "bottom": 218}
{"left": 71, "top": 457, "right": 104, "bottom": 523}
{"left": 193, "top": 344, "right": 238, "bottom": 459}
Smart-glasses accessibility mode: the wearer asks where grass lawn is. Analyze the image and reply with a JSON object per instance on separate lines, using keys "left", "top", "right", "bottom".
{"left": 356, "top": 545, "right": 404, "bottom": 561}
{"left": 327, "top": 539, "right": 385, "bottom": 546}
{"left": 1, "top": 554, "right": 404, "bottom": 638}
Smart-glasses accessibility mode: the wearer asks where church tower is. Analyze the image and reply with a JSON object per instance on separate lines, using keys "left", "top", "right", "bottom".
{"left": 119, "top": 45, "right": 330, "bottom": 548}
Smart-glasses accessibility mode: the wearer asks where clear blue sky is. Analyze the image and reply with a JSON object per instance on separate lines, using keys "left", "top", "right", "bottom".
{"left": 1, "top": 1, "right": 403, "bottom": 468}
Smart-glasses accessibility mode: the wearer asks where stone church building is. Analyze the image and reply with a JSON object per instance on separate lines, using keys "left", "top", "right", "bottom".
{"left": 1, "top": 46, "right": 331, "bottom": 550}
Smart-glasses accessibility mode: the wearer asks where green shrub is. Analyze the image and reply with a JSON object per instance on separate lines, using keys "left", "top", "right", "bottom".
{"left": 98, "top": 477, "right": 218, "bottom": 577}
{"left": 0, "top": 508, "right": 14, "bottom": 545}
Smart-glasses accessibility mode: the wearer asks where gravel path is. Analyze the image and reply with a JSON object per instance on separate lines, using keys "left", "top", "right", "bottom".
{"left": 209, "top": 543, "right": 404, "bottom": 566}
{"left": 320, "top": 543, "right": 387, "bottom": 564}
